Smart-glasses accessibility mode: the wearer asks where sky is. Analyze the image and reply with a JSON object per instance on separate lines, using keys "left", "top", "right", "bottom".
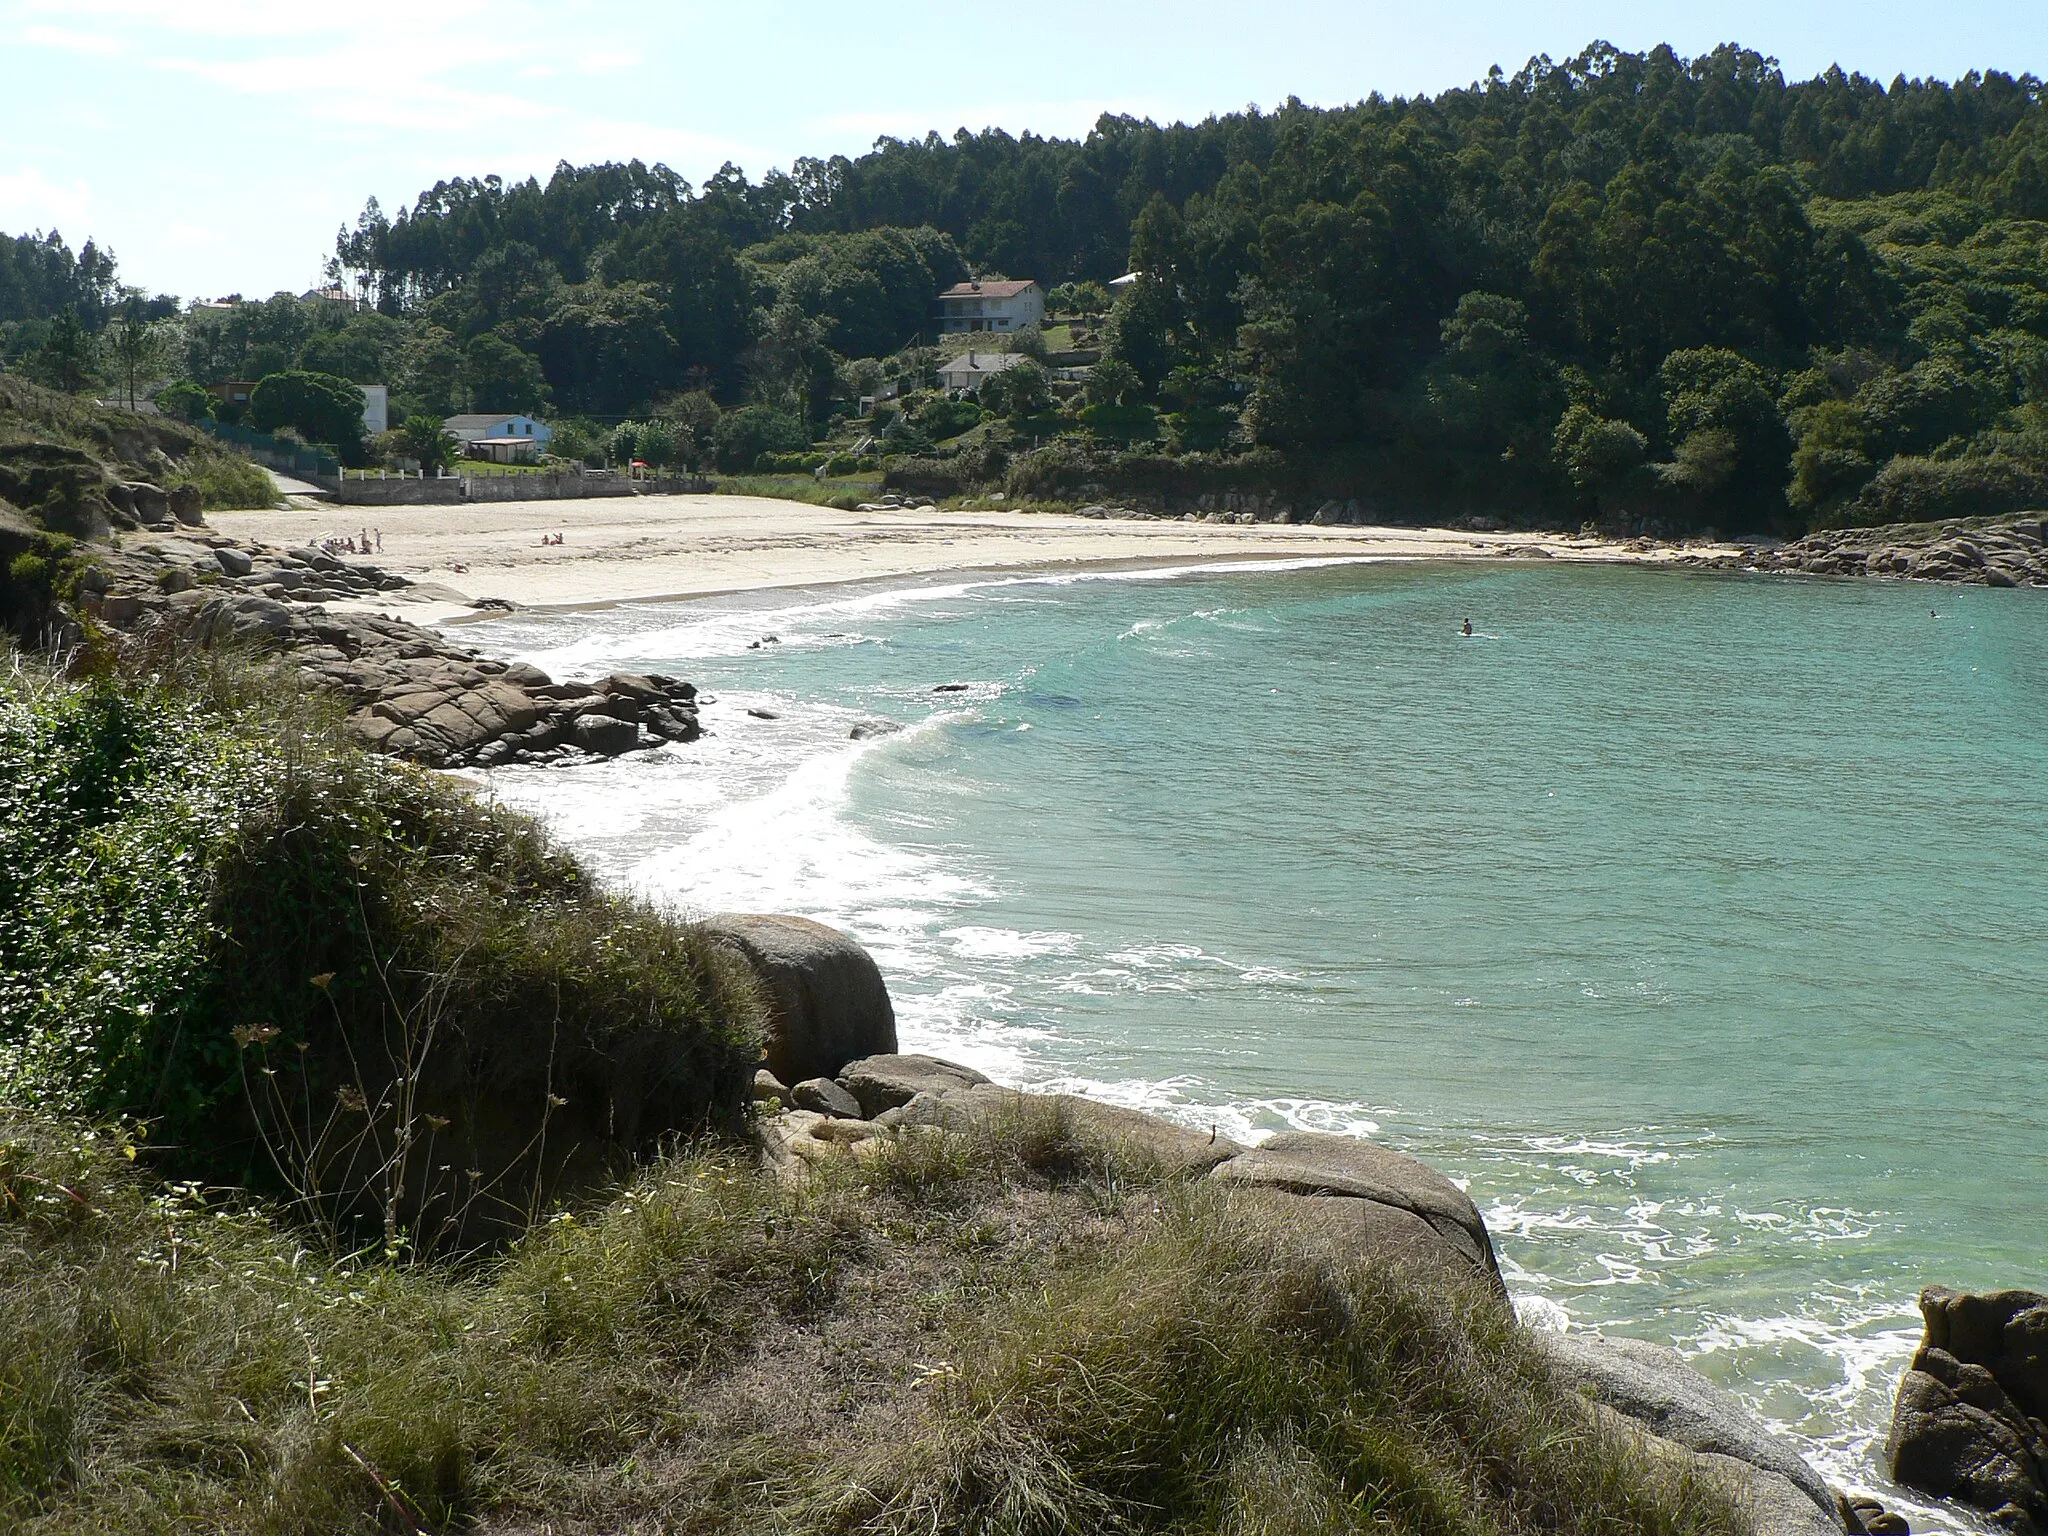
{"left": 2, "top": 0, "right": 2045, "bottom": 302}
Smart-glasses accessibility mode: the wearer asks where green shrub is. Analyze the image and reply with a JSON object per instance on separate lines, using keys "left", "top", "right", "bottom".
{"left": 153, "top": 381, "right": 215, "bottom": 424}
{"left": 1824, "top": 451, "right": 2048, "bottom": 527}
{"left": 164, "top": 444, "right": 275, "bottom": 510}
{"left": 758, "top": 450, "right": 828, "bottom": 472}
{"left": 0, "top": 665, "right": 762, "bottom": 1234}
{"left": 1079, "top": 400, "right": 1162, "bottom": 444}
{"left": 248, "top": 371, "right": 368, "bottom": 463}
{"left": 712, "top": 405, "right": 806, "bottom": 471}
{"left": 0, "top": 531, "right": 86, "bottom": 638}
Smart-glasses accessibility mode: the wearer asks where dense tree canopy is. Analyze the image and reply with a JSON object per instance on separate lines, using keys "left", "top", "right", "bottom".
{"left": 11, "top": 42, "right": 2044, "bottom": 529}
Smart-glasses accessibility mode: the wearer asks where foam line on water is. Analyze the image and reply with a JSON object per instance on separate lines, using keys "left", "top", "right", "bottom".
{"left": 468, "top": 556, "right": 1391, "bottom": 675}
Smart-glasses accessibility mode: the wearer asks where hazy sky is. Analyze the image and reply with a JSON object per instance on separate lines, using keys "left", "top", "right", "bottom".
{"left": 3, "top": 0, "right": 2044, "bottom": 301}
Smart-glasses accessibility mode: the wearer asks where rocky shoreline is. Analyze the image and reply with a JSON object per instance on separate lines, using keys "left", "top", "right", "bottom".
{"left": 1682, "top": 515, "right": 2048, "bottom": 588}
{"left": 696, "top": 914, "right": 2048, "bottom": 1536}
{"left": 79, "top": 527, "right": 703, "bottom": 769}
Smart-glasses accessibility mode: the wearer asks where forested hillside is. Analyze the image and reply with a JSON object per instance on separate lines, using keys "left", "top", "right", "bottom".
{"left": 11, "top": 42, "right": 2048, "bottom": 531}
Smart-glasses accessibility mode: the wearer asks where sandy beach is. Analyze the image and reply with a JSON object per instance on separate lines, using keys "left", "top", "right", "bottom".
{"left": 209, "top": 493, "right": 1738, "bottom": 623}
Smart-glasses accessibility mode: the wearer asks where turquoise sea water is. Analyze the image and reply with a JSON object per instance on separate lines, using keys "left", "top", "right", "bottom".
{"left": 467, "top": 558, "right": 2047, "bottom": 1521}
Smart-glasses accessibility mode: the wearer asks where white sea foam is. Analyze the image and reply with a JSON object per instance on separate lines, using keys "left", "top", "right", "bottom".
{"left": 480, "top": 557, "right": 1388, "bottom": 678}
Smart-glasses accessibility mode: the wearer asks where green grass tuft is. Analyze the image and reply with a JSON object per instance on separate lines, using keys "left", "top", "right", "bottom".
{"left": 165, "top": 443, "right": 277, "bottom": 510}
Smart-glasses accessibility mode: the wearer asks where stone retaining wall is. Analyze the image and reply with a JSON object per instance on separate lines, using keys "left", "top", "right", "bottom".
{"left": 332, "top": 473, "right": 713, "bottom": 505}
{"left": 334, "top": 477, "right": 465, "bottom": 506}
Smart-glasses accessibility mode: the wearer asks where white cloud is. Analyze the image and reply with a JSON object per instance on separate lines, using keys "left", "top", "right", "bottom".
{"left": 0, "top": 167, "right": 95, "bottom": 234}
{"left": 14, "top": 0, "right": 499, "bottom": 42}
{"left": 20, "top": 24, "right": 126, "bottom": 55}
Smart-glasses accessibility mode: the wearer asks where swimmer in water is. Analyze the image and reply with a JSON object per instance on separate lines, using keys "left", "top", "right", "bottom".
{"left": 1461, "top": 618, "right": 1473, "bottom": 636}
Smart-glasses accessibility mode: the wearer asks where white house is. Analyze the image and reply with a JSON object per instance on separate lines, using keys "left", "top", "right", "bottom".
{"left": 936, "top": 350, "right": 1028, "bottom": 392}
{"left": 935, "top": 279, "right": 1045, "bottom": 334}
{"left": 443, "top": 412, "right": 553, "bottom": 450}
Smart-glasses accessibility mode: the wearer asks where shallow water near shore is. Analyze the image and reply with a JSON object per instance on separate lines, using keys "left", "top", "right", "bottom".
{"left": 467, "top": 558, "right": 2047, "bottom": 1524}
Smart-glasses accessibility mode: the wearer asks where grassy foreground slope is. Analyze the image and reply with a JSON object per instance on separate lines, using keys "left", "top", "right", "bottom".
{"left": 0, "top": 1101, "right": 1751, "bottom": 1536}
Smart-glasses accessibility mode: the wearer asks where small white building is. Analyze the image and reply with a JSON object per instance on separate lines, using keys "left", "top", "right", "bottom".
{"left": 443, "top": 412, "right": 553, "bottom": 450}
{"left": 935, "top": 279, "right": 1045, "bottom": 334}
{"left": 936, "top": 351, "right": 1028, "bottom": 392}
{"left": 360, "top": 385, "right": 389, "bottom": 437}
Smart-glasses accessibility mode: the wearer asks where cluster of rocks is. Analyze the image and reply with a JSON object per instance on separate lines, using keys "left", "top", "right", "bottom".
{"left": 329, "top": 650, "right": 702, "bottom": 768}
{"left": 1689, "top": 518, "right": 2048, "bottom": 588}
{"left": 105, "top": 479, "right": 206, "bottom": 529}
{"left": 96, "top": 534, "right": 414, "bottom": 613}
{"left": 854, "top": 494, "right": 940, "bottom": 513}
{"left": 84, "top": 530, "right": 706, "bottom": 769}
{"left": 1887, "top": 1286, "right": 2047, "bottom": 1532}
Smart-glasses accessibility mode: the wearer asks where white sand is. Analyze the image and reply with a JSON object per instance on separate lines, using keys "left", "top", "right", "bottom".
{"left": 208, "top": 494, "right": 1731, "bottom": 624}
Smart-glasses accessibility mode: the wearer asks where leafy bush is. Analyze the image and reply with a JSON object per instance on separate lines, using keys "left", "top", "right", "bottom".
{"left": 1078, "top": 400, "right": 1161, "bottom": 444}
{"left": 914, "top": 396, "right": 984, "bottom": 441}
{"left": 1166, "top": 403, "right": 1238, "bottom": 452}
{"left": 712, "top": 405, "right": 806, "bottom": 471}
{"left": 0, "top": 665, "right": 763, "bottom": 1234}
{"left": 0, "top": 529, "right": 86, "bottom": 638}
{"left": 248, "top": 370, "right": 367, "bottom": 462}
{"left": 164, "top": 443, "right": 274, "bottom": 510}
{"left": 758, "top": 451, "right": 829, "bottom": 472}
{"left": 1826, "top": 451, "right": 2048, "bottom": 527}
{"left": 881, "top": 457, "right": 971, "bottom": 497}
{"left": 153, "top": 380, "right": 215, "bottom": 423}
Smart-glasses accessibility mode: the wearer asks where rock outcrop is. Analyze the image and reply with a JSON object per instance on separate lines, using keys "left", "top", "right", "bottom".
{"left": 1887, "top": 1286, "right": 2048, "bottom": 1533}
{"left": 883, "top": 1081, "right": 1244, "bottom": 1177}
{"left": 1213, "top": 1130, "right": 1506, "bottom": 1299}
{"left": 770, "top": 1048, "right": 1500, "bottom": 1294}
{"left": 702, "top": 915, "right": 898, "bottom": 1086}
{"left": 1685, "top": 516, "right": 2048, "bottom": 588}
{"left": 1538, "top": 1331, "right": 1841, "bottom": 1535}
{"left": 81, "top": 529, "right": 704, "bottom": 769}
{"left": 839, "top": 1052, "right": 993, "bottom": 1117}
